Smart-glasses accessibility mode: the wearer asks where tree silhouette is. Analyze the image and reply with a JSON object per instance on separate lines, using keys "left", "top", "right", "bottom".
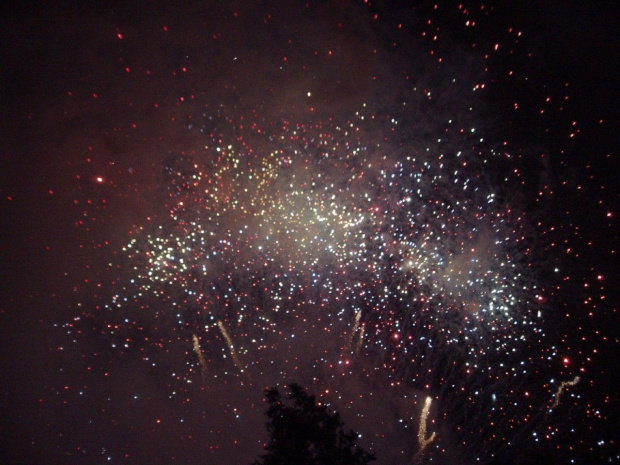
{"left": 252, "top": 383, "right": 376, "bottom": 465}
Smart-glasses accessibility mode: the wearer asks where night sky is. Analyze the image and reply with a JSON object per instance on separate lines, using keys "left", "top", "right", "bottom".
{"left": 1, "top": 1, "right": 618, "bottom": 464}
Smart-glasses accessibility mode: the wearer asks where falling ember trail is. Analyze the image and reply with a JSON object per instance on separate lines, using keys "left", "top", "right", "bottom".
{"left": 412, "top": 396, "right": 437, "bottom": 464}
{"left": 347, "top": 309, "right": 363, "bottom": 351}
{"left": 192, "top": 334, "right": 207, "bottom": 380}
{"left": 217, "top": 320, "right": 244, "bottom": 374}
{"left": 355, "top": 323, "right": 365, "bottom": 355}
{"left": 549, "top": 376, "right": 581, "bottom": 411}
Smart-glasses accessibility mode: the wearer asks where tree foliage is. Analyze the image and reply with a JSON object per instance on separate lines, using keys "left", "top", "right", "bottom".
{"left": 253, "top": 383, "right": 376, "bottom": 465}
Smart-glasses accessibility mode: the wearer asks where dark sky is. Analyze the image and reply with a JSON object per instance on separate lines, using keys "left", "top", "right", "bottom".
{"left": 1, "top": 1, "right": 618, "bottom": 464}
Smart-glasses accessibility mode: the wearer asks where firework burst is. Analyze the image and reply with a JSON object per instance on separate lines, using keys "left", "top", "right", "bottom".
{"left": 86, "top": 102, "right": 568, "bottom": 463}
